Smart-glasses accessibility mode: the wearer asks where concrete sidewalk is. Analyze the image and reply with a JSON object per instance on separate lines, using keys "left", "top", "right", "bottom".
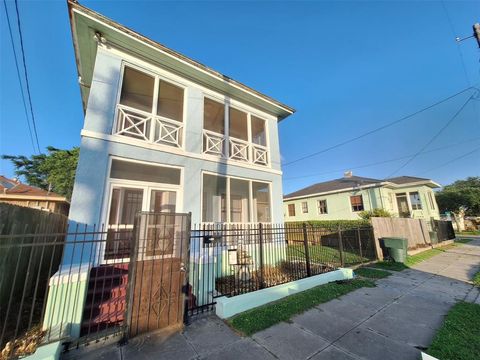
{"left": 64, "top": 239, "right": 480, "bottom": 360}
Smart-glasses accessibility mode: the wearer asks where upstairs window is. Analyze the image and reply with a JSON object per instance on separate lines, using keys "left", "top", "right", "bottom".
{"left": 120, "top": 67, "right": 154, "bottom": 113}
{"left": 204, "top": 98, "right": 224, "bottom": 134}
{"left": 350, "top": 195, "right": 364, "bottom": 212}
{"left": 317, "top": 200, "right": 328, "bottom": 214}
{"left": 301, "top": 201, "right": 308, "bottom": 213}
{"left": 409, "top": 192, "right": 422, "bottom": 210}
{"left": 288, "top": 204, "right": 296, "bottom": 217}
{"left": 116, "top": 66, "right": 184, "bottom": 147}
{"left": 229, "top": 107, "right": 248, "bottom": 141}
{"left": 251, "top": 116, "right": 267, "bottom": 146}
{"left": 428, "top": 192, "right": 435, "bottom": 210}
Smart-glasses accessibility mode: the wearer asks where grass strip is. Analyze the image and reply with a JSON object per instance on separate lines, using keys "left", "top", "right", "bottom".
{"left": 456, "top": 231, "right": 480, "bottom": 236}
{"left": 229, "top": 278, "right": 375, "bottom": 336}
{"left": 473, "top": 271, "right": 480, "bottom": 287}
{"left": 373, "top": 243, "right": 463, "bottom": 271}
{"left": 427, "top": 302, "right": 480, "bottom": 360}
{"left": 455, "top": 238, "right": 474, "bottom": 244}
{"left": 355, "top": 267, "right": 391, "bottom": 279}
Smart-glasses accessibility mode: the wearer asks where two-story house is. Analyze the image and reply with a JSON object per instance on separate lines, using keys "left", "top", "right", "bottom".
{"left": 67, "top": 1, "right": 294, "bottom": 235}
{"left": 283, "top": 173, "right": 441, "bottom": 221}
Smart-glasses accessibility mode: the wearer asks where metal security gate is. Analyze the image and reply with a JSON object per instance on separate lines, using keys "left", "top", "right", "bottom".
{"left": 125, "top": 212, "right": 191, "bottom": 338}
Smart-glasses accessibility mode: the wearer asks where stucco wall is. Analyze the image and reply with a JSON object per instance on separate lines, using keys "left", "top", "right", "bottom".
{"left": 69, "top": 46, "right": 284, "bottom": 227}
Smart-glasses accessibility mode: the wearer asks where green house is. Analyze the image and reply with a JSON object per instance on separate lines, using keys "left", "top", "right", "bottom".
{"left": 283, "top": 174, "right": 441, "bottom": 221}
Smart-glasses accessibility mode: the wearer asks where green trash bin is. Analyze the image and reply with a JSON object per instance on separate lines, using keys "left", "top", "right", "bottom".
{"left": 429, "top": 231, "right": 438, "bottom": 245}
{"left": 382, "top": 237, "right": 408, "bottom": 263}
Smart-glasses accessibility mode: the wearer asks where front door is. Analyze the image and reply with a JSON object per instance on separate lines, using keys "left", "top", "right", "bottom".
{"left": 396, "top": 193, "right": 410, "bottom": 218}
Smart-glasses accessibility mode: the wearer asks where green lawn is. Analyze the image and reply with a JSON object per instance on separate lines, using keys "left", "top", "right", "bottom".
{"left": 287, "top": 244, "right": 368, "bottom": 266}
{"left": 373, "top": 243, "right": 462, "bottom": 271}
{"left": 229, "top": 279, "right": 375, "bottom": 335}
{"left": 427, "top": 302, "right": 480, "bottom": 360}
{"left": 455, "top": 238, "right": 474, "bottom": 244}
{"left": 473, "top": 271, "right": 480, "bottom": 287}
{"left": 355, "top": 267, "right": 391, "bottom": 279}
{"left": 456, "top": 230, "right": 480, "bottom": 236}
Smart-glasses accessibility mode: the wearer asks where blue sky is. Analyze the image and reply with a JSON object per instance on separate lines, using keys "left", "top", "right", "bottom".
{"left": 0, "top": 0, "right": 479, "bottom": 195}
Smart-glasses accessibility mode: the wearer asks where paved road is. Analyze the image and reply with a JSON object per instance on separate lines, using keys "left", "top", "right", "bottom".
{"left": 65, "top": 239, "right": 480, "bottom": 360}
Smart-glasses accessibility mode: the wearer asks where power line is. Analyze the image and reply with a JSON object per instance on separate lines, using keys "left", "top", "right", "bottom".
{"left": 420, "top": 146, "right": 480, "bottom": 175}
{"left": 13, "top": 0, "right": 41, "bottom": 153}
{"left": 283, "top": 137, "right": 480, "bottom": 181}
{"left": 282, "top": 86, "right": 478, "bottom": 167}
{"left": 2, "top": 0, "right": 37, "bottom": 153}
{"left": 386, "top": 91, "right": 476, "bottom": 178}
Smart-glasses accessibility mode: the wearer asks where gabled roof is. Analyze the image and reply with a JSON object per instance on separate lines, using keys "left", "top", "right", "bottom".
{"left": 284, "top": 175, "right": 441, "bottom": 200}
{"left": 0, "top": 176, "right": 67, "bottom": 201}
{"left": 67, "top": 0, "right": 295, "bottom": 120}
{"left": 284, "top": 176, "right": 384, "bottom": 200}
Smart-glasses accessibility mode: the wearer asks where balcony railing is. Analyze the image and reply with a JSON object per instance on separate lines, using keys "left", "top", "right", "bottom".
{"left": 115, "top": 104, "right": 183, "bottom": 148}
{"left": 203, "top": 130, "right": 269, "bottom": 166}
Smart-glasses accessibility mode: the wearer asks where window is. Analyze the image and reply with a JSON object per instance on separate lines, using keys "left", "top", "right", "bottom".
{"left": 350, "top": 195, "right": 364, "bottom": 212}
{"left": 116, "top": 66, "right": 184, "bottom": 147}
{"left": 229, "top": 107, "right": 248, "bottom": 141}
{"left": 202, "top": 174, "right": 271, "bottom": 223}
{"left": 110, "top": 159, "right": 181, "bottom": 185}
{"left": 253, "top": 182, "right": 271, "bottom": 222}
{"left": 156, "top": 80, "right": 183, "bottom": 122}
{"left": 317, "top": 200, "right": 328, "bottom": 214}
{"left": 288, "top": 204, "right": 296, "bottom": 217}
{"left": 428, "top": 192, "right": 435, "bottom": 210}
{"left": 301, "top": 202, "right": 308, "bottom": 213}
{"left": 203, "top": 98, "right": 224, "bottom": 134}
{"left": 409, "top": 192, "right": 422, "bottom": 210}
{"left": 251, "top": 116, "right": 266, "bottom": 146}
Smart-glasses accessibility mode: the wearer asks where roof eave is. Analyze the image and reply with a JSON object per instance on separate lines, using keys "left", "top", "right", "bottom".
{"left": 67, "top": 0, "right": 295, "bottom": 120}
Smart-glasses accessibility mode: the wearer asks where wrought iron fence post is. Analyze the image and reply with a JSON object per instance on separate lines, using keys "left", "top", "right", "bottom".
{"left": 302, "top": 223, "right": 312, "bottom": 277}
{"left": 338, "top": 226, "right": 345, "bottom": 267}
{"left": 357, "top": 227, "right": 363, "bottom": 261}
{"left": 259, "top": 223, "right": 265, "bottom": 289}
{"left": 183, "top": 212, "right": 192, "bottom": 325}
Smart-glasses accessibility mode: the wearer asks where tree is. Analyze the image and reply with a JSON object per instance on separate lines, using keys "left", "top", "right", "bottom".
{"left": 435, "top": 177, "right": 480, "bottom": 216}
{"left": 2, "top": 146, "right": 79, "bottom": 200}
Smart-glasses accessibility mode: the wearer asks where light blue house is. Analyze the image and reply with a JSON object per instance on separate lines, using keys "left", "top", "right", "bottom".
{"left": 35, "top": 1, "right": 294, "bottom": 352}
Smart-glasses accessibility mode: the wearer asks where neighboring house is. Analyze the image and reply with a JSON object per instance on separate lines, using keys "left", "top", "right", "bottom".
{"left": 0, "top": 175, "right": 69, "bottom": 215}
{"left": 67, "top": 1, "right": 294, "bottom": 233}
{"left": 283, "top": 173, "right": 440, "bottom": 221}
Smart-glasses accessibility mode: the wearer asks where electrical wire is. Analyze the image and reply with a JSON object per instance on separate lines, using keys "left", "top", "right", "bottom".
{"left": 420, "top": 146, "right": 480, "bottom": 175}
{"left": 282, "top": 86, "right": 478, "bottom": 167}
{"left": 13, "top": 0, "right": 41, "bottom": 153}
{"left": 283, "top": 137, "right": 480, "bottom": 181}
{"left": 2, "top": 0, "right": 37, "bottom": 153}
{"left": 386, "top": 92, "right": 475, "bottom": 178}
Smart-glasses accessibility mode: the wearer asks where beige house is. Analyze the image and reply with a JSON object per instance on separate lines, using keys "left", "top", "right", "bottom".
{"left": 283, "top": 174, "right": 441, "bottom": 221}
{"left": 0, "top": 176, "right": 69, "bottom": 215}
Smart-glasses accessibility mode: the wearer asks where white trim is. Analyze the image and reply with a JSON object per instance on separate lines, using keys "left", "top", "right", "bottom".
{"left": 81, "top": 129, "right": 283, "bottom": 175}
{"left": 71, "top": 7, "right": 294, "bottom": 116}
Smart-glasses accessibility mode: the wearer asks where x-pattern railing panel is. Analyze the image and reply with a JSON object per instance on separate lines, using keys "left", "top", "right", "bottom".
{"left": 154, "top": 117, "right": 183, "bottom": 147}
{"left": 203, "top": 130, "right": 225, "bottom": 156}
{"left": 252, "top": 144, "right": 268, "bottom": 165}
{"left": 116, "top": 106, "right": 152, "bottom": 141}
{"left": 229, "top": 138, "right": 249, "bottom": 162}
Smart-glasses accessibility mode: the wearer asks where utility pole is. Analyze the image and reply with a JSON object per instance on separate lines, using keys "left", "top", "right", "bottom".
{"left": 474, "top": 23, "right": 480, "bottom": 47}
{"left": 456, "top": 23, "right": 480, "bottom": 47}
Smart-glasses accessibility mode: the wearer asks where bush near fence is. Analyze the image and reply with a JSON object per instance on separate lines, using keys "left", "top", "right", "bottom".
{"left": 0, "top": 203, "right": 67, "bottom": 350}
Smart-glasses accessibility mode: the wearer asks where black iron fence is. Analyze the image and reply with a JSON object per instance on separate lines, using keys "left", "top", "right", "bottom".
{"left": 0, "top": 219, "right": 376, "bottom": 357}
{"left": 187, "top": 223, "right": 376, "bottom": 316}
{"left": 432, "top": 220, "right": 456, "bottom": 242}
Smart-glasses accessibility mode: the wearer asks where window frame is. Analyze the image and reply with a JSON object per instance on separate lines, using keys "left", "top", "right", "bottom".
{"left": 200, "top": 171, "right": 272, "bottom": 224}
{"left": 301, "top": 201, "right": 308, "bottom": 214}
{"left": 427, "top": 191, "right": 435, "bottom": 210}
{"left": 317, "top": 199, "right": 328, "bottom": 214}
{"left": 288, "top": 203, "right": 296, "bottom": 217}
{"left": 409, "top": 191, "right": 423, "bottom": 210}
{"left": 350, "top": 195, "right": 364, "bottom": 212}
{"left": 113, "top": 62, "right": 188, "bottom": 150}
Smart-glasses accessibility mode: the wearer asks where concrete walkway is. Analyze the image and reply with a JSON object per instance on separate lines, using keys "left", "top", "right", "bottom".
{"left": 64, "top": 239, "right": 480, "bottom": 360}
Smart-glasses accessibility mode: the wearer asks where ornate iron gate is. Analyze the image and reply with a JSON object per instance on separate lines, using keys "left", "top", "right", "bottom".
{"left": 125, "top": 212, "right": 191, "bottom": 338}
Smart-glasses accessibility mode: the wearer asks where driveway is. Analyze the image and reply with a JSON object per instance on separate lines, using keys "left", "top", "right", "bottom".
{"left": 64, "top": 239, "right": 480, "bottom": 360}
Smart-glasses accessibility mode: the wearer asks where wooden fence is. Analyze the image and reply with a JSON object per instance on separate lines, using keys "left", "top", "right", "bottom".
{"left": 0, "top": 203, "right": 68, "bottom": 324}
{"left": 371, "top": 217, "right": 432, "bottom": 259}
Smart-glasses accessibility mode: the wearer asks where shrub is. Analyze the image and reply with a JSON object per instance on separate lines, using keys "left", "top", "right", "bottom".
{"left": 358, "top": 208, "right": 392, "bottom": 220}
{"left": 285, "top": 219, "right": 370, "bottom": 230}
